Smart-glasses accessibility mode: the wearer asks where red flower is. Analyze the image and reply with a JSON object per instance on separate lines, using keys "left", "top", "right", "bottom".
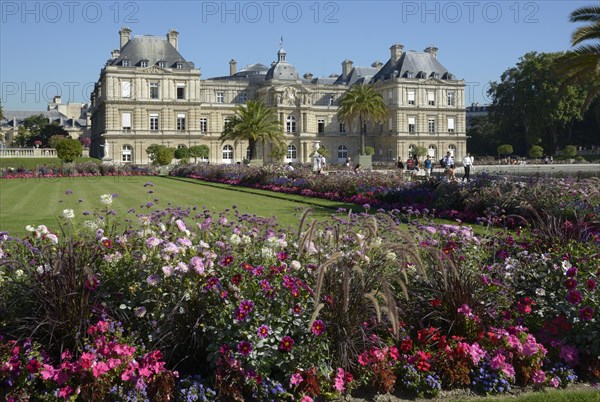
{"left": 429, "top": 298, "right": 442, "bottom": 307}
{"left": 279, "top": 336, "right": 294, "bottom": 352}
{"left": 400, "top": 339, "right": 413, "bottom": 353}
{"left": 311, "top": 320, "right": 325, "bottom": 336}
{"left": 579, "top": 306, "right": 594, "bottom": 321}
{"left": 237, "top": 341, "right": 253, "bottom": 356}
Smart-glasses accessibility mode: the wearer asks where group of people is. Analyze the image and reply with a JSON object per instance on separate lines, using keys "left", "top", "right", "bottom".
{"left": 397, "top": 152, "right": 473, "bottom": 182}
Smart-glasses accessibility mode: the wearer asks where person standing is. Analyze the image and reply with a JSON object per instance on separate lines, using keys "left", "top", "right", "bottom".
{"left": 424, "top": 156, "right": 432, "bottom": 178}
{"left": 443, "top": 152, "right": 457, "bottom": 182}
{"left": 462, "top": 153, "right": 473, "bottom": 182}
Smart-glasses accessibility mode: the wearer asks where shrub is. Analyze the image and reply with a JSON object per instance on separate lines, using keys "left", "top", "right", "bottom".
{"left": 364, "top": 146, "right": 375, "bottom": 156}
{"left": 55, "top": 139, "right": 83, "bottom": 163}
{"left": 563, "top": 145, "right": 577, "bottom": 158}
{"left": 497, "top": 144, "right": 513, "bottom": 157}
{"left": 528, "top": 145, "right": 544, "bottom": 159}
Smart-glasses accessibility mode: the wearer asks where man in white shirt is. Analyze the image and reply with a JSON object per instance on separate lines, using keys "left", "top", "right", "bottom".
{"left": 462, "top": 153, "right": 474, "bottom": 182}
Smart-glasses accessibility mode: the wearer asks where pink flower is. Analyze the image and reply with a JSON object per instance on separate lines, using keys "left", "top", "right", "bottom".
{"left": 566, "top": 290, "right": 582, "bottom": 305}
{"left": 40, "top": 364, "right": 56, "bottom": 380}
{"left": 334, "top": 368, "right": 347, "bottom": 392}
{"left": 279, "top": 336, "right": 294, "bottom": 352}
{"left": 559, "top": 344, "right": 579, "bottom": 365}
{"left": 532, "top": 370, "right": 546, "bottom": 384}
{"left": 300, "top": 396, "right": 314, "bottom": 402}
{"left": 237, "top": 341, "right": 253, "bottom": 357}
{"left": 457, "top": 304, "right": 474, "bottom": 318}
{"left": 522, "top": 336, "right": 539, "bottom": 357}
{"left": 257, "top": 325, "right": 270, "bottom": 338}
{"left": 290, "top": 372, "right": 303, "bottom": 386}
{"left": 549, "top": 377, "right": 560, "bottom": 388}
{"left": 58, "top": 385, "right": 73, "bottom": 399}
{"left": 92, "top": 361, "right": 110, "bottom": 378}
{"left": 469, "top": 342, "right": 486, "bottom": 365}
{"left": 311, "top": 320, "right": 325, "bottom": 336}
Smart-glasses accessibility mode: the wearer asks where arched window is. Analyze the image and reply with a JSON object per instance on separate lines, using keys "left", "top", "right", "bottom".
{"left": 177, "top": 144, "right": 186, "bottom": 149}
{"left": 222, "top": 145, "right": 233, "bottom": 163}
{"left": 337, "top": 145, "right": 348, "bottom": 161}
{"left": 286, "top": 115, "right": 296, "bottom": 133}
{"left": 121, "top": 144, "right": 132, "bottom": 162}
{"left": 428, "top": 145, "right": 436, "bottom": 158}
{"left": 408, "top": 144, "right": 416, "bottom": 158}
{"left": 287, "top": 144, "right": 297, "bottom": 160}
{"left": 448, "top": 144, "right": 456, "bottom": 157}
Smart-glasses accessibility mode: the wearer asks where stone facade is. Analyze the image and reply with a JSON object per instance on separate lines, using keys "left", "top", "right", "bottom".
{"left": 90, "top": 29, "right": 466, "bottom": 165}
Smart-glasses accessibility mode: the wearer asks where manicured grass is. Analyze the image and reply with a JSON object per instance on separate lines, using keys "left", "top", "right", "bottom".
{"left": 0, "top": 157, "right": 100, "bottom": 170}
{"left": 454, "top": 387, "right": 600, "bottom": 402}
{"left": 0, "top": 176, "right": 359, "bottom": 236}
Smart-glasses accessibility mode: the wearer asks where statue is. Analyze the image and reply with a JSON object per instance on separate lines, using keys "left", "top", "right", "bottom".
{"left": 100, "top": 140, "right": 112, "bottom": 162}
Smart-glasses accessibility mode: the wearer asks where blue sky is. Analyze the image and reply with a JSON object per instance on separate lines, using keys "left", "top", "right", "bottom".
{"left": 0, "top": 0, "right": 592, "bottom": 110}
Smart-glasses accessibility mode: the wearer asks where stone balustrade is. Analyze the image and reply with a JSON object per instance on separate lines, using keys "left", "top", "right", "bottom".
{"left": 0, "top": 148, "right": 59, "bottom": 157}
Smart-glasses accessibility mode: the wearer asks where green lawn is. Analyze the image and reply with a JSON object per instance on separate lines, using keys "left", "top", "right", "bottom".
{"left": 453, "top": 387, "right": 600, "bottom": 402}
{"left": 0, "top": 157, "right": 100, "bottom": 170}
{"left": 0, "top": 176, "right": 359, "bottom": 236}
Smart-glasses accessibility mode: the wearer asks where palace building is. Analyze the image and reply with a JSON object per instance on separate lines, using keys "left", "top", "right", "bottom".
{"left": 89, "top": 28, "right": 466, "bottom": 165}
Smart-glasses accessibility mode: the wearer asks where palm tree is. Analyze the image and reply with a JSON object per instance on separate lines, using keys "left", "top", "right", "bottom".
{"left": 219, "top": 100, "right": 284, "bottom": 161}
{"left": 337, "top": 84, "right": 388, "bottom": 155}
{"left": 558, "top": 5, "right": 600, "bottom": 109}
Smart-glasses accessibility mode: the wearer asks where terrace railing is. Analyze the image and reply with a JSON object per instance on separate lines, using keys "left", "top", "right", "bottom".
{"left": 0, "top": 148, "right": 57, "bottom": 157}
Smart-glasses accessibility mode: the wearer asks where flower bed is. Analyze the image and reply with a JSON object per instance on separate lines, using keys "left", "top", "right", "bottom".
{"left": 1, "top": 162, "right": 158, "bottom": 179}
{"left": 170, "top": 164, "right": 600, "bottom": 232}
{"left": 1, "top": 181, "right": 598, "bottom": 400}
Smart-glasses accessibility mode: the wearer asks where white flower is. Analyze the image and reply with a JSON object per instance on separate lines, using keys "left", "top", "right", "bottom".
{"left": 229, "top": 233, "right": 242, "bottom": 245}
{"left": 15, "top": 269, "right": 24, "bottom": 277}
{"left": 385, "top": 252, "right": 397, "bottom": 261}
{"left": 100, "top": 194, "right": 113, "bottom": 205}
{"left": 83, "top": 220, "right": 99, "bottom": 231}
{"left": 261, "top": 247, "right": 275, "bottom": 259}
{"left": 45, "top": 233, "right": 58, "bottom": 244}
{"left": 290, "top": 260, "right": 301, "bottom": 270}
{"left": 561, "top": 260, "right": 572, "bottom": 273}
{"left": 26, "top": 225, "right": 36, "bottom": 232}
{"left": 62, "top": 209, "right": 75, "bottom": 219}
{"left": 535, "top": 288, "right": 546, "bottom": 296}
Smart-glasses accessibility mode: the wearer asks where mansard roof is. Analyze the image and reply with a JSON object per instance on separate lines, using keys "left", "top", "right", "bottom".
{"left": 334, "top": 66, "right": 380, "bottom": 85}
{"left": 108, "top": 35, "right": 195, "bottom": 69}
{"left": 372, "top": 51, "right": 452, "bottom": 82}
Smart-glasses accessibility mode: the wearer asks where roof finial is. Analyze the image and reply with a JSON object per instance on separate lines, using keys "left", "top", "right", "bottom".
{"left": 280, "top": 35, "right": 283, "bottom": 49}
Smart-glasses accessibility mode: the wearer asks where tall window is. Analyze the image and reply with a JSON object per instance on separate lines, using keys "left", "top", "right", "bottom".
{"left": 216, "top": 91, "right": 224, "bottom": 103}
{"left": 408, "top": 117, "right": 416, "bottom": 133}
{"left": 150, "top": 83, "right": 159, "bottom": 99}
{"left": 121, "top": 145, "right": 132, "bottom": 162}
{"left": 428, "top": 118, "right": 435, "bottom": 133}
{"left": 122, "top": 59, "right": 130, "bottom": 67}
{"left": 337, "top": 145, "right": 348, "bottom": 160}
{"left": 158, "top": 61, "right": 166, "bottom": 68}
{"left": 246, "top": 146, "right": 251, "bottom": 160}
{"left": 121, "top": 112, "right": 131, "bottom": 131}
{"left": 239, "top": 92, "right": 247, "bottom": 103}
{"left": 176, "top": 83, "right": 185, "bottom": 100}
{"left": 408, "top": 144, "right": 415, "bottom": 158}
{"left": 149, "top": 113, "right": 159, "bottom": 131}
{"left": 447, "top": 91, "right": 455, "bottom": 106}
{"left": 427, "top": 91, "right": 435, "bottom": 106}
{"left": 176, "top": 62, "right": 184, "bottom": 69}
{"left": 448, "top": 144, "right": 456, "bottom": 156}
{"left": 388, "top": 117, "right": 393, "bottom": 132}
{"left": 176, "top": 113, "right": 186, "bottom": 131}
{"left": 200, "top": 117, "right": 207, "bottom": 132}
{"left": 121, "top": 81, "right": 131, "bottom": 98}
{"left": 448, "top": 117, "right": 455, "bottom": 133}
{"left": 287, "top": 144, "right": 297, "bottom": 160}
{"left": 318, "top": 118, "right": 325, "bottom": 134}
{"left": 428, "top": 145, "right": 436, "bottom": 158}
{"left": 222, "top": 145, "right": 233, "bottom": 162}
{"left": 224, "top": 117, "right": 230, "bottom": 129}
{"left": 140, "top": 60, "right": 148, "bottom": 68}
{"left": 339, "top": 122, "right": 346, "bottom": 133}
{"left": 286, "top": 115, "right": 296, "bottom": 133}
{"left": 329, "top": 95, "right": 334, "bottom": 106}
{"left": 407, "top": 90, "right": 415, "bottom": 105}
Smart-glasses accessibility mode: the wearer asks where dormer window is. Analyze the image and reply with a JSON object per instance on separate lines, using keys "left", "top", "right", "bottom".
{"left": 158, "top": 60, "right": 166, "bottom": 68}
{"left": 329, "top": 95, "right": 334, "bottom": 106}
{"left": 140, "top": 60, "right": 148, "bottom": 68}
{"left": 432, "top": 72, "right": 440, "bottom": 79}
{"left": 406, "top": 71, "right": 414, "bottom": 79}
{"left": 176, "top": 62, "right": 184, "bottom": 69}
{"left": 122, "top": 59, "right": 130, "bottom": 67}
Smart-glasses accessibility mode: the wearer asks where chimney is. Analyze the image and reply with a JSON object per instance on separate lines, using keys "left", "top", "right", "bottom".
{"left": 111, "top": 49, "right": 120, "bottom": 59}
{"left": 53, "top": 95, "right": 62, "bottom": 104}
{"left": 341, "top": 59, "right": 353, "bottom": 80}
{"left": 303, "top": 72, "right": 314, "bottom": 81}
{"left": 229, "top": 59, "right": 237, "bottom": 76}
{"left": 167, "top": 29, "right": 179, "bottom": 50}
{"left": 390, "top": 43, "right": 404, "bottom": 65}
{"left": 424, "top": 46, "right": 439, "bottom": 59}
{"left": 119, "top": 27, "right": 131, "bottom": 48}
{"left": 371, "top": 60, "right": 383, "bottom": 69}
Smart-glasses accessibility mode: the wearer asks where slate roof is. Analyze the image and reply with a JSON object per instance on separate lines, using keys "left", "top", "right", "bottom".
{"left": 108, "top": 35, "right": 195, "bottom": 69}
{"left": 265, "top": 48, "right": 300, "bottom": 81}
{"left": 208, "top": 63, "right": 270, "bottom": 83}
{"left": 334, "top": 66, "right": 380, "bottom": 85}
{"left": 372, "top": 51, "right": 453, "bottom": 82}
{"left": 1, "top": 110, "right": 86, "bottom": 128}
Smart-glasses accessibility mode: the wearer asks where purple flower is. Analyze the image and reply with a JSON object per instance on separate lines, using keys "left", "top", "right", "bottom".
{"left": 311, "top": 320, "right": 325, "bottom": 336}
{"left": 579, "top": 306, "right": 594, "bottom": 321}
{"left": 239, "top": 300, "right": 254, "bottom": 313}
{"left": 566, "top": 290, "right": 582, "bottom": 305}
{"left": 566, "top": 267, "right": 578, "bottom": 277}
{"left": 237, "top": 341, "right": 253, "bottom": 356}
{"left": 257, "top": 324, "right": 270, "bottom": 338}
{"left": 65, "top": 189, "right": 73, "bottom": 195}
{"left": 279, "top": 336, "right": 294, "bottom": 352}
{"left": 146, "top": 274, "right": 161, "bottom": 285}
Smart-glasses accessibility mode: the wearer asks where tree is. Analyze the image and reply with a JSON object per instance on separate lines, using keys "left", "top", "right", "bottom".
{"left": 174, "top": 146, "right": 190, "bottom": 160}
{"left": 55, "top": 139, "right": 82, "bottom": 163}
{"left": 219, "top": 100, "right": 284, "bottom": 161}
{"left": 563, "top": 145, "right": 577, "bottom": 158}
{"left": 189, "top": 145, "right": 209, "bottom": 162}
{"left": 146, "top": 144, "right": 162, "bottom": 163}
{"left": 337, "top": 84, "right": 388, "bottom": 155}
{"left": 36, "top": 124, "right": 69, "bottom": 147}
{"left": 48, "top": 135, "right": 67, "bottom": 148}
{"left": 0, "top": 101, "right": 4, "bottom": 121}
{"left": 489, "top": 52, "right": 587, "bottom": 154}
{"left": 363, "top": 146, "right": 375, "bottom": 156}
{"left": 22, "top": 114, "right": 48, "bottom": 141}
{"left": 413, "top": 146, "right": 428, "bottom": 158}
{"left": 557, "top": 5, "right": 600, "bottom": 111}
{"left": 497, "top": 144, "right": 513, "bottom": 159}
{"left": 467, "top": 115, "right": 500, "bottom": 156}
{"left": 13, "top": 126, "right": 31, "bottom": 147}
{"left": 154, "top": 146, "right": 174, "bottom": 166}
{"left": 528, "top": 145, "right": 544, "bottom": 159}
